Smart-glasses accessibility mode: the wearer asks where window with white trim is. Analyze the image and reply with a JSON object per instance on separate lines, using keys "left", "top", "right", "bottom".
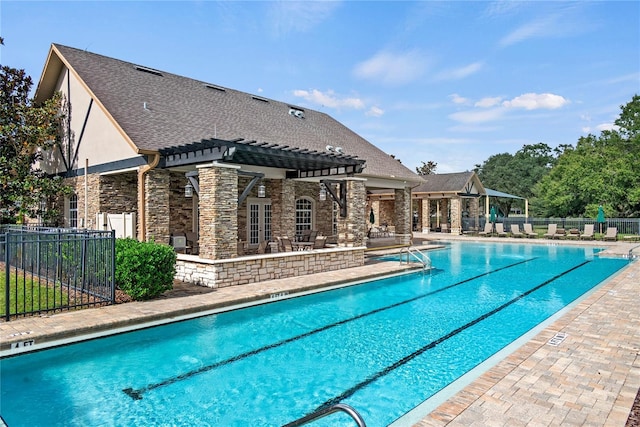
{"left": 68, "top": 194, "right": 78, "bottom": 228}
{"left": 295, "top": 197, "right": 314, "bottom": 236}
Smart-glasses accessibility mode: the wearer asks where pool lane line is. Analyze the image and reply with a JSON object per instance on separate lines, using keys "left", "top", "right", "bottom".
{"left": 122, "top": 258, "right": 537, "bottom": 400}
{"left": 288, "top": 260, "right": 591, "bottom": 425}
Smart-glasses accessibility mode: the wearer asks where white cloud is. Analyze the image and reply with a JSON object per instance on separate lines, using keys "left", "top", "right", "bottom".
{"left": 499, "top": 11, "right": 586, "bottom": 47}
{"left": 449, "top": 94, "right": 470, "bottom": 105}
{"left": 366, "top": 106, "right": 384, "bottom": 117}
{"left": 449, "top": 108, "right": 505, "bottom": 124}
{"left": 293, "top": 89, "right": 365, "bottom": 110}
{"left": 435, "top": 61, "right": 484, "bottom": 81}
{"left": 268, "top": 1, "right": 340, "bottom": 35}
{"left": 596, "top": 123, "right": 619, "bottom": 132}
{"left": 475, "top": 97, "right": 502, "bottom": 108}
{"left": 353, "top": 50, "right": 429, "bottom": 85}
{"left": 502, "top": 93, "right": 569, "bottom": 110}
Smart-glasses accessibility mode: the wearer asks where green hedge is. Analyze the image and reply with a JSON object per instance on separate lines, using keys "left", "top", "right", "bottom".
{"left": 115, "top": 238, "right": 176, "bottom": 300}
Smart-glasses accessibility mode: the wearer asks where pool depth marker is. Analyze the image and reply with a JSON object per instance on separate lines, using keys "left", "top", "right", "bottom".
{"left": 122, "top": 258, "right": 537, "bottom": 400}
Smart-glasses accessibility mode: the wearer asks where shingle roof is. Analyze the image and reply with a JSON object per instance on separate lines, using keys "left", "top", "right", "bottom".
{"left": 413, "top": 171, "right": 479, "bottom": 193}
{"left": 40, "top": 44, "right": 421, "bottom": 183}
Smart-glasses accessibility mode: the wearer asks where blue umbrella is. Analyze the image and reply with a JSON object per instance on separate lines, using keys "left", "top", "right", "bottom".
{"left": 490, "top": 206, "right": 496, "bottom": 223}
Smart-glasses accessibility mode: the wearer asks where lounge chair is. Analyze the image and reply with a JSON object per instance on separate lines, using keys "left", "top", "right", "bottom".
{"left": 523, "top": 223, "right": 537, "bottom": 238}
{"left": 510, "top": 224, "right": 524, "bottom": 237}
{"left": 478, "top": 223, "right": 493, "bottom": 236}
{"left": 543, "top": 224, "right": 557, "bottom": 238}
{"left": 495, "top": 223, "right": 508, "bottom": 237}
{"left": 603, "top": 227, "right": 617, "bottom": 241}
{"left": 580, "top": 224, "right": 595, "bottom": 240}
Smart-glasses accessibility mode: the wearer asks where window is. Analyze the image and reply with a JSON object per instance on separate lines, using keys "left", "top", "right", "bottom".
{"left": 295, "top": 197, "right": 314, "bottom": 236}
{"left": 68, "top": 194, "right": 78, "bottom": 228}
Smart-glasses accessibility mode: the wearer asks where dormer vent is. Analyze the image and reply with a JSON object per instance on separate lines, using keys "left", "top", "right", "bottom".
{"left": 205, "top": 84, "right": 226, "bottom": 92}
{"left": 289, "top": 107, "right": 305, "bottom": 119}
{"left": 134, "top": 65, "right": 163, "bottom": 76}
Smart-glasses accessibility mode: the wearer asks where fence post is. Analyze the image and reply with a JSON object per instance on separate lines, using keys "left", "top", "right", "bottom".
{"left": 4, "top": 233, "right": 10, "bottom": 321}
{"left": 110, "top": 229, "right": 116, "bottom": 303}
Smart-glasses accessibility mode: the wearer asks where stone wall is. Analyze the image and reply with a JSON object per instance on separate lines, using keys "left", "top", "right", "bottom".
{"left": 175, "top": 247, "right": 365, "bottom": 288}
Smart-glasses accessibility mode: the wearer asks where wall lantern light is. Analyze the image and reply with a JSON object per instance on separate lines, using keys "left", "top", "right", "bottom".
{"left": 185, "top": 182, "right": 194, "bottom": 198}
{"left": 319, "top": 183, "right": 327, "bottom": 201}
{"left": 258, "top": 183, "right": 266, "bottom": 198}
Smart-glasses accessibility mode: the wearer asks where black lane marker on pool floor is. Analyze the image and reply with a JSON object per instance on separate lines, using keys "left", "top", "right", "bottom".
{"left": 286, "top": 260, "right": 590, "bottom": 425}
{"left": 122, "top": 258, "right": 537, "bottom": 400}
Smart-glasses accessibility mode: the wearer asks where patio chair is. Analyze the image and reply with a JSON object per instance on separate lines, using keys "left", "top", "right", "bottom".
{"left": 510, "top": 224, "right": 524, "bottom": 238}
{"left": 312, "top": 236, "right": 327, "bottom": 249}
{"left": 280, "top": 237, "right": 294, "bottom": 252}
{"left": 566, "top": 228, "right": 580, "bottom": 239}
{"left": 523, "top": 223, "right": 537, "bottom": 238}
{"left": 495, "top": 223, "right": 508, "bottom": 237}
{"left": 580, "top": 224, "right": 595, "bottom": 240}
{"left": 478, "top": 223, "right": 493, "bottom": 236}
{"left": 256, "top": 240, "right": 269, "bottom": 254}
{"left": 603, "top": 227, "right": 617, "bottom": 241}
{"left": 543, "top": 224, "right": 557, "bottom": 238}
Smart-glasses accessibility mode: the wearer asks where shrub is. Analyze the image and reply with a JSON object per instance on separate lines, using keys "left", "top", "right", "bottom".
{"left": 115, "top": 238, "right": 176, "bottom": 300}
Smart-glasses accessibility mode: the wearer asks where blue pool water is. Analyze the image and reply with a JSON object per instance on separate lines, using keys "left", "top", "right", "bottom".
{"left": 0, "top": 242, "right": 630, "bottom": 426}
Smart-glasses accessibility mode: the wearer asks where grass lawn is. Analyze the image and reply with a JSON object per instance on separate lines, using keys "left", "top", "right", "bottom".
{"left": 0, "top": 272, "right": 69, "bottom": 317}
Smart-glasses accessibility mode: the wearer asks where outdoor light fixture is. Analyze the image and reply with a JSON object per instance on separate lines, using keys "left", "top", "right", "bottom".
{"left": 258, "top": 182, "right": 266, "bottom": 198}
{"left": 184, "top": 182, "right": 194, "bottom": 198}
{"left": 319, "top": 183, "right": 327, "bottom": 201}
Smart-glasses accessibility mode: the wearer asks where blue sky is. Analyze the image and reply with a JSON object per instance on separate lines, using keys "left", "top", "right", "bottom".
{"left": 2, "top": 1, "right": 639, "bottom": 173}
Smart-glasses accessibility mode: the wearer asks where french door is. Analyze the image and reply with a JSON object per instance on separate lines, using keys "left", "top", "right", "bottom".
{"left": 248, "top": 199, "right": 272, "bottom": 246}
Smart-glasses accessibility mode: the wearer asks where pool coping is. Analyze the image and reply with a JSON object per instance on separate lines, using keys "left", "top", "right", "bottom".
{"left": 1, "top": 235, "right": 639, "bottom": 426}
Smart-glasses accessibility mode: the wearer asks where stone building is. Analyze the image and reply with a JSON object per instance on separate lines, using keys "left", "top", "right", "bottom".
{"left": 368, "top": 171, "right": 486, "bottom": 235}
{"left": 34, "top": 44, "right": 423, "bottom": 287}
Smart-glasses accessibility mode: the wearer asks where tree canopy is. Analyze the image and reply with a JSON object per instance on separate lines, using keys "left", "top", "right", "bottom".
{"left": 416, "top": 160, "right": 437, "bottom": 175}
{"left": 474, "top": 143, "right": 556, "bottom": 217}
{"left": 1, "top": 39, "right": 70, "bottom": 223}
{"left": 532, "top": 95, "right": 640, "bottom": 218}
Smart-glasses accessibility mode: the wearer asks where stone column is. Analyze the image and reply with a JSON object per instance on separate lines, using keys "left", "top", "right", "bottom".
{"left": 394, "top": 187, "right": 412, "bottom": 244}
{"left": 450, "top": 197, "right": 462, "bottom": 235}
{"left": 439, "top": 199, "right": 449, "bottom": 229}
{"left": 421, "top": 198, "right": 431, "bottom": 233}
{"left": 469, "top": 197, "right": 480, "bottom": 232}
{"left": 145, "top": 169, "right": 171, "bottom": 244}
{"left": 197, "top": 163, "right": 238, "bottom": 260}
{"left": 337, "top": 178, "right": 366, "bottom": 247}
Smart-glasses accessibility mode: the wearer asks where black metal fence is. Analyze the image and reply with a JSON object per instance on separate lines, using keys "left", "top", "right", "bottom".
{"left": 455, "top": 217, "right": 640, "bottom": 236}
{"left": 1, "top": 225, "right": 115, "bottom": 321}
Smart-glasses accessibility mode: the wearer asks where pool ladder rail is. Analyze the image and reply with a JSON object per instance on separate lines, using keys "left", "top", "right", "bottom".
{"left": 283, "top": 403, "right": 367, "bottom": 427}
{"left": 400, "top": 247, "right": 433, "bottom": 271}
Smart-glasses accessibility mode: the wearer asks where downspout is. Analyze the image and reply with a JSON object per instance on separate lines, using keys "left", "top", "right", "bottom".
{"left": 137, "top": 153, "right": 160, "bottom": 241}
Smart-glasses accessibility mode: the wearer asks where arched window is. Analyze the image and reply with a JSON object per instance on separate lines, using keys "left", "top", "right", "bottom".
{"left": 295, "top": 197, "right": 314, "bottom": 236}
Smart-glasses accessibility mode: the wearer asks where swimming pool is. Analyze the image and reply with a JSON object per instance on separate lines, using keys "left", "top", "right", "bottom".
{"left": 0, "top": 242, "right": 630, "bottom": 426}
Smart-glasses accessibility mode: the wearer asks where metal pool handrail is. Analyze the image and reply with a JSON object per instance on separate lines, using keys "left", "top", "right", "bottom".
{"left": 401, "top": 247, "right": 432, "bottom": 270}
{"left": 282, "top": 403, "right": 367, "bottom": 427}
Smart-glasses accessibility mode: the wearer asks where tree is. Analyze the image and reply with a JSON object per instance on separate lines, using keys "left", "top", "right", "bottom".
{"left": 1, "top": 39, "right": 70, "bottom": 223}
{"left": 532, "top": 95, "right": 640, "bottom": 218}
{"left": 415, "top": 160, "right": 437, "bottom": 175}
{"left": 475, "top": 143, "right": 555, "bottom": 217}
